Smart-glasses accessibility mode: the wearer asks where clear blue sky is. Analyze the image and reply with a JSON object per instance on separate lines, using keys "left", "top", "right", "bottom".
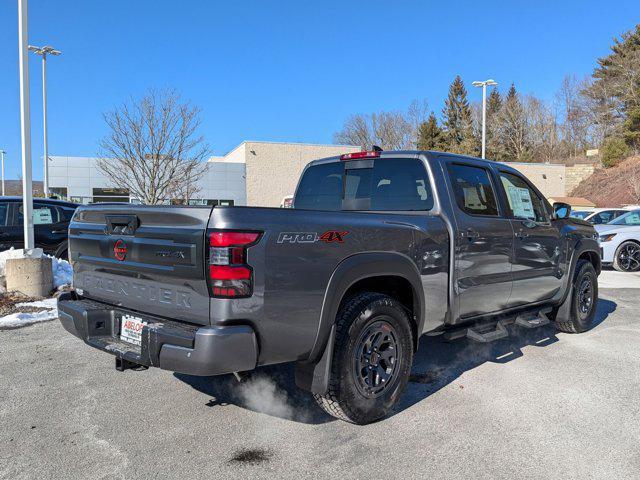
{"left": 0, "top": 0, "right": 637, "bottom": 180}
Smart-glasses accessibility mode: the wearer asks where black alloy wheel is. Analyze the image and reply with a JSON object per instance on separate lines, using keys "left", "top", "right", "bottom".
{"left": 616, "top": 242, "right": 640, "bottom": 272}
{"left": 352, "top": 319, "right": 402, "bottom": 399}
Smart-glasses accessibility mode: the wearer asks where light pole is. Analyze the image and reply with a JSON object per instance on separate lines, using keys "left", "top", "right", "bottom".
{"left": 472, "top": 79, "right": 498, "bottom": 159}
{"left": 18, "top": 0, "right": 34, "bottom": 249}
{"left": 28, "top": 44, "right": 61, "bottom": 198}
{"left": 0, "top": 150, "right": 5, "bottom": 196}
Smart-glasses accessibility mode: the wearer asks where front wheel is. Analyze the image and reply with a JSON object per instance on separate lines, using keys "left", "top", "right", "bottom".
{"left": 555, "top": 259, "right": 599, "bottom": 333}
{"left": 613, "top": 241, "right": 640, "bottom": 272}
{"left": 314, "top": 292, "right": 414, "bottom": 424}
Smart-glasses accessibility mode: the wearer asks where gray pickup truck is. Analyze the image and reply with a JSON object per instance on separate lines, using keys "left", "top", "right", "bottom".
{"left": 58, "top": 150, "right": 600, "bottom": 424}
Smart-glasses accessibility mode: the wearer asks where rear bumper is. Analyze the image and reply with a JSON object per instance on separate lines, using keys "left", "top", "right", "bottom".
{"left": 57, "top": 292, "right": 258, "bottom": 376}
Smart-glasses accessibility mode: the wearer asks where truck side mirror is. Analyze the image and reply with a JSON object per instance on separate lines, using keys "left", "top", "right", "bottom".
{"left": 553, "top": 202, "right": 571, "bottom": 220}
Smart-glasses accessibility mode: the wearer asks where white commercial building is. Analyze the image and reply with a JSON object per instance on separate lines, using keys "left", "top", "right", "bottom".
{"left": 48, "top": 154, "right": 246, "bottom": 206}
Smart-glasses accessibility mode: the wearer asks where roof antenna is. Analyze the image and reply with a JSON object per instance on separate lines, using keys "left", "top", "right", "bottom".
{"left": 372, "top": 145, "right": 383, "bottom": 152}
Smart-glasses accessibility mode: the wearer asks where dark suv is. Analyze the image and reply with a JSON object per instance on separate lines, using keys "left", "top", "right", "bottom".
{"left": 0, "top": 197, "right": 78, "bottom": 258}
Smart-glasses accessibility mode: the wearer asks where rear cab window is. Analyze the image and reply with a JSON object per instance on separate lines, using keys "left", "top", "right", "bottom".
{"left": 295, "top": 157, "right": 433, "bottom": 212}
{"left": 294, "top": 162, "right": 344, "bottom": 210}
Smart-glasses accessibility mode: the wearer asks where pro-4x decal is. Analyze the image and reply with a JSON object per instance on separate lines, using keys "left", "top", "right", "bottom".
{"left": 319, "top": 231, "right": 349, "bottom": 243}
{"left": 277, "top": 230, "right": 350, "bottom": 244}
{"left": 277, "top": 232, "right": 319, "bottom": 244}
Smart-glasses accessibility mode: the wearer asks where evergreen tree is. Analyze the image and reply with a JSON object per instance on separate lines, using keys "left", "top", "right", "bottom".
{"left": 441, "top": 75, "right": 476, "bottom": 155}
{"left": 486, "top": 88, "right": 503, "bottom": 159}
{"left": 417, "top": 112, "right": 443, "bottom": 150}
{"left": 586, "top": 24, "right": 640, "bottom": 152}
{"left": 591, "top": 24, "right": 640, "bottom": 111}
{"left": 623, "top": 106, "right": 640, "bottom": 151}
{"left": 499, "top": 83, "right": 530, "bottom": 161}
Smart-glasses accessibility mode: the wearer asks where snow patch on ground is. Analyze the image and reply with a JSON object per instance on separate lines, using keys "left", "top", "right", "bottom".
{"left": 0, "top": 297, "right": 58, "bottom": 329}
{"left": 51, "top": 256, "right": 73, "bottom": 288}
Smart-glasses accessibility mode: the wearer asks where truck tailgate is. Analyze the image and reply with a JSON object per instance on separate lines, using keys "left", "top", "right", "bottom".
{"left": 69, "top": 204, "right": 212, "bottom": 325}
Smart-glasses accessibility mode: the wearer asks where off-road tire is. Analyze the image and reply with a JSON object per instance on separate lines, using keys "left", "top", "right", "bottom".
{"left": 313, "top": 292, "right": 413, "bottom": 424}
{"left": 555, "top": 259, "right": 598, "bottom": 333}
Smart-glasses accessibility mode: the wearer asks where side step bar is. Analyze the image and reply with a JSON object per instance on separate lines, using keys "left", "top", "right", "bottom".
{"left": 443, "top": 307, "right": 553, "bottom": 343}
{"left": 466, "top": 321, "right": 508, "bottom": 343}
{"left": 515, "top": 308, "right": 551, "bottom": 329}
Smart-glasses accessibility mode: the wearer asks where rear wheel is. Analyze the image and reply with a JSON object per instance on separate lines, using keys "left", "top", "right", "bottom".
{"left": 555, "top": 259, "right": 598, "bottom": 333}
{"left": 54, "top": 242, "right": 69, "bottom": 260}
{"left": 613, "top": 241, "right": 640, "bottom": 272}
{"left": 313, "top": 292, "right": 413, "bottom": 424}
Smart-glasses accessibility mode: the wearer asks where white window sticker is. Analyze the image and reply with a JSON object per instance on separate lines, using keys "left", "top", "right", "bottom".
{"left": 507, "top": 185, "right": 535, "bottom": 220}
{"left": 33, "top": 208, "right": 53, "bottom": 225}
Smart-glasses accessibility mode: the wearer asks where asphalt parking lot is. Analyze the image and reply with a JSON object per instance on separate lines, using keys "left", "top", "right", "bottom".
{"left": 1, "top": 269, "right": 639, "bottom": 480}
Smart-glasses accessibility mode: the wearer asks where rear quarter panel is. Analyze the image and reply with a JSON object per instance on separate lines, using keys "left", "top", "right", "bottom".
{"left": 209, "top": 206, "right": 449, "bottom": 365}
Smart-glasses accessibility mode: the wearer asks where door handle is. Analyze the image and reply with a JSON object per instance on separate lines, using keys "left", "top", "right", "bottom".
{"left": 517, "top": 230, "right": 530, "bottom": 240}
{"left": 464, "top": 228, "right": 480, "bottom": 241}
{"left": 51, "top": 229, "right": 67, "bottom": 234}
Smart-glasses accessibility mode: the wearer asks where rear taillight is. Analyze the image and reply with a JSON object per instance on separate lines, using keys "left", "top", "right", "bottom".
{"left": 207, "top": 230, "right": 261, "bottom": 298}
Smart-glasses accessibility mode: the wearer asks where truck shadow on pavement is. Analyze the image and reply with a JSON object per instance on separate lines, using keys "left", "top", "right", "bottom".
{"left": 396, "top": 298, "right": 617, "bottom": 416}
{"left": 175, "top": 298, "right": 616, "bottom": 425}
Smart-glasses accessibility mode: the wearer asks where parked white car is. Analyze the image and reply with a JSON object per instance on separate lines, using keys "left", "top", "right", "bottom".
{"left": 584, "top": 208, "right": 628, "bottom": 225}
{"left": 596, "top": 209, "right": 640, "bottom": 272}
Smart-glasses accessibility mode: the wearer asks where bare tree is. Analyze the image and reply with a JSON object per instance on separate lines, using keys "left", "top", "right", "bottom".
{"left": 98, "top": 89, "right": 209, "bottom": 205}
{"left": 333, "top": 100, "right": 428, "bottom": 150}
{"left": 526, "top": 96, "right": 561, "bottom": 163}
{"left": 166, "top": 167, "right": 205, "bottom": 205}
{"left": 333, "top": 114, "right": 373, "bottom": 150}
{"left": 556, "top": 75, "right": 592, "bottom": 157}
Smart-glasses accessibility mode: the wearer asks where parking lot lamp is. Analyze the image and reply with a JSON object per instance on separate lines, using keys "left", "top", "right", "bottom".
{"left": 472, "top": 79, "right": 498, "bottom": 159}
{"left": 28, "top": 44, "right": 61, "bottom": 198}
{"left": 0, "top": 150, "right": 5, "bottom": 196}
{"left": 18, "top": 0, "right": 34, "bottom": 248}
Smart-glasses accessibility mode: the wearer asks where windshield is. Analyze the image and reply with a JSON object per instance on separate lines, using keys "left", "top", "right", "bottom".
{"left": 610, "top": 210, "right": 640, "bottom": 226}
{"left": 570, "top": 211, "right": 591, "bottom": 219}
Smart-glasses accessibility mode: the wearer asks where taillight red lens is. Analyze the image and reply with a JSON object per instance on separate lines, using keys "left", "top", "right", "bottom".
{"left": 207, "top": 230, "right": 261, "bottom": 298}
{"left": 209, "top": 265, "right": 251, "bottom": 280}
{"left": 210, "top": 231, "right": 259, "bottom": 247}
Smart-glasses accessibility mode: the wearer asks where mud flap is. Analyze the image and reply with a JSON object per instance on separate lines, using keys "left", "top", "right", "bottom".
{"left": 553, "top": 284, "right": 574, "bottom": 324}
{"left": 294, "top": 324, "right": 336, "bottom": 395}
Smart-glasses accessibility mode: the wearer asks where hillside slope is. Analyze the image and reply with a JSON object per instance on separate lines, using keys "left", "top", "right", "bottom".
{"left": 2, "top": 180, "right": 44, "bottom": 197}
{"left": 571, "top": 157, "right": 640, "bottom": 207}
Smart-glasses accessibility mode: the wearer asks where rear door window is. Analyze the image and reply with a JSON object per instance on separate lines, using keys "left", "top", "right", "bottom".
{"left": 13, "top": 203, "right": 61, "bottom": 225}
{"left": 447, "top": 164, "right": 499, "bottom": 216}
{"left": 59, "top": 206, "right": 77, "bottom": 222}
